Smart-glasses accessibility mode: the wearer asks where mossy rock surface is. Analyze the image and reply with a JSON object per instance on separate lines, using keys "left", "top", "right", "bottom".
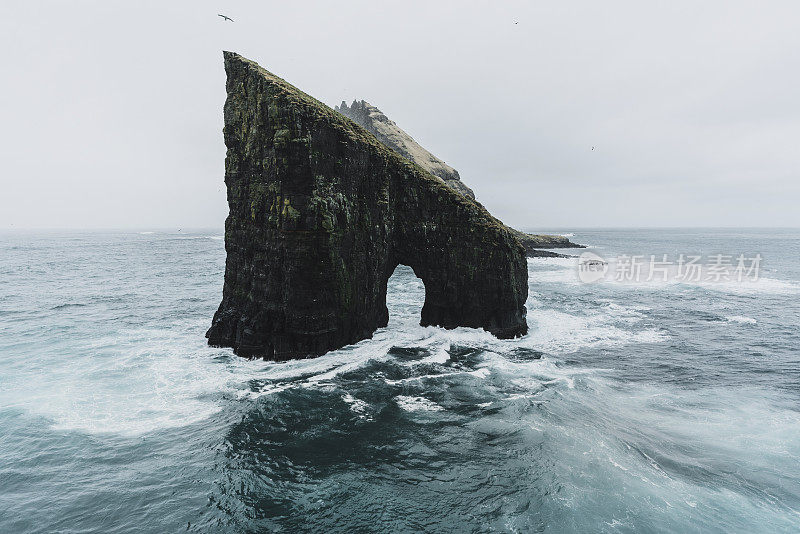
{"left": 207, "top": 52, "right": 528, "bottom": 360}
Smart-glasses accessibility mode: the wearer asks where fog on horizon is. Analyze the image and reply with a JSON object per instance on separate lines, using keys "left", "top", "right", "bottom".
{"left": 1, "top": 0, "right": 798, "bottom": 230}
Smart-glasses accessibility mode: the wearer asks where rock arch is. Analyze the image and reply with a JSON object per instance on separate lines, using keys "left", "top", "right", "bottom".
{"left": 207, "top": 52, "right": 528, "bottom": 360}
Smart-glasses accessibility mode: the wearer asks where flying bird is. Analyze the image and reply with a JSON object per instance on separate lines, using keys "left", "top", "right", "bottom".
{"left": 218, "top": 14, "right": 234, "bottom": 22}
{"left": 592, "top": 146, "right": 595, "bottom": 151}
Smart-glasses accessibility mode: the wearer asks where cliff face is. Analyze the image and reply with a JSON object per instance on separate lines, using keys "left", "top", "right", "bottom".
{"left": 207, "top": 53, "right": 528, "bottom": 360}
{"left": 335, "top": 100, "right": 584, "bottom": 256}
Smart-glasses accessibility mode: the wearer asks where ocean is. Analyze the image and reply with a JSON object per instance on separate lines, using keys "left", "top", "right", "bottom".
{"left": 1, "top": 228, "right": 798, "bottom": 533}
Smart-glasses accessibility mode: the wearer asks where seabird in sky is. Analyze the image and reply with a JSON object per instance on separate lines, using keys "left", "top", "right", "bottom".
{"left": 218, "top": 14, "right": 234, "bottom": 22}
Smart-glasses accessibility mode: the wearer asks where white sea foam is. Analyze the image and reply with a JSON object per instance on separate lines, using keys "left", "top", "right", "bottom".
{"left": 394, "top": 395, "right": 444, "bottom": 412}
{"left": 479, "top": 352, "right": 602, "bottom": 396}
{"left": 523, "top": 307, "right": 667, "bottom": 354}
{"left": 13, "top": 352, "right": 222, "bottom": 435}
{"left": 725, "top": 315, "right": 757, "bottom": 324}
{"left": 342, "top": 393, "right": 372, "bottom": 419}
{"left": 700, "top": 277, "right": 800, "bottom": 295}
{"left": 419, "top": 345, "right": 450, "bottom": 364}
{"left": 2, "top": 324, "right": 278, "bottom": 436}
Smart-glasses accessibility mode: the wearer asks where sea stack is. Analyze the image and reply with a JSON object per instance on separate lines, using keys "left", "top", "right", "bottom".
{"left": 207, "top": 52, "right": 528, "bottom": 360}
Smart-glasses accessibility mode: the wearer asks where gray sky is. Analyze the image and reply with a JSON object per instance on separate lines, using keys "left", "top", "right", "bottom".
{"left": 2, "top": 0, "right": 798, "bottom": 229}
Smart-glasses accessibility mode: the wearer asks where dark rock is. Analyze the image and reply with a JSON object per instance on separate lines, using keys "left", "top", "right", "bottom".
{"left": 506, "top": 228, "right": 585, "bottom": 255}
{"left": 335, "top": 100, "right": 585, "bottom": 254}
{"left": 335, "top": 99, "right": 475, "bottom": 199}
{"left": 207, "top": 53, "right": 528, "bottom": 360}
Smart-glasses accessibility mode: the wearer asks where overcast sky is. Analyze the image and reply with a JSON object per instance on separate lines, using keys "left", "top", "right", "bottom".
{"left": 1, "top": 1, "right": 798, "bottom": 229}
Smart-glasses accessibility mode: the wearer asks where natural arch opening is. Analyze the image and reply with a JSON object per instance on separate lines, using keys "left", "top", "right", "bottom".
{"left": 384, "top": 264, "right": 425, "bottom": 329}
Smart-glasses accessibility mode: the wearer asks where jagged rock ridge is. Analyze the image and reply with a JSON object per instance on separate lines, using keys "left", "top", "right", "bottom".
{"left": 336, "top": 100, "right": 475, "bottom": 199}
{"left": 336, "top": 99, "right": 584, "bottom": 256}
{"left": 207, "top": 52, "right": 528, "bottom": 360}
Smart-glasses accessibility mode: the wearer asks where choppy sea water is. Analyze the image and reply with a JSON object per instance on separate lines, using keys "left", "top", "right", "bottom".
{"left": 1, "top": 228, "right": 799, "bottom": 533}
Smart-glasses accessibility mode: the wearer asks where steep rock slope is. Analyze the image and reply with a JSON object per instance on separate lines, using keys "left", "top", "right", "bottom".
{"left": 336, "top": 99, "right": 584, "bottom": 256}
{"left": 336, "top": 100, "right": 475, "bottom": 199}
